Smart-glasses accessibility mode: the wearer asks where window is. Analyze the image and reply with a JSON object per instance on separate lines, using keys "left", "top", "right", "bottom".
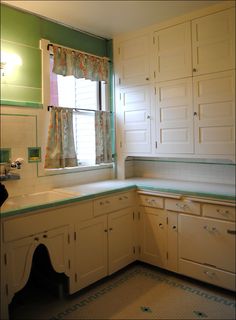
{"left": 49, "top": 57, "right": 109, "bottom": 166}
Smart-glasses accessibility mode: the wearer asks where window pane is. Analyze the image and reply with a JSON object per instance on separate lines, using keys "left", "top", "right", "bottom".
{"left": 73, "top": 113, "right": 95, "bottom": 165}
{"left": 57, "top": 75, "right": 75, "bottom": 108}
{"left": 75, "top": 78, "right": 98, "bottom": 110}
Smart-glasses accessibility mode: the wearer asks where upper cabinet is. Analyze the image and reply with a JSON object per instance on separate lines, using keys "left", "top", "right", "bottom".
{"left": 116, "top": 33, "right": 151, "bottom": 87}
{"left": 192, "top": 8, "right": 235, "bottom": 76}
{"left": 153, "top": 22, "right": 192, "bottom": 82}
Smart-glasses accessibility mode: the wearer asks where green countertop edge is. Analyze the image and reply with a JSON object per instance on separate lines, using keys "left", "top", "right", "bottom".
{"left": 1, "top": 100, "right": 43, "bottom": 108}
{"left": 1, "top": 183, "right": 235, "bottom": 219}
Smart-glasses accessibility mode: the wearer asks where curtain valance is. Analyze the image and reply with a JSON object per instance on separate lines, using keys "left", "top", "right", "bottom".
{"left": 52, "top": 45, "right": 109, "bottom": 82}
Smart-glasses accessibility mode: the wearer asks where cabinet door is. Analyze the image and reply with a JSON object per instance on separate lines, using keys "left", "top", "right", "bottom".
{"left": 154, "top": 22, "right": 192, "bottom": 81}
{"left": 155, "top": 78, "right": 194, "bottom": 154}
{"left": 193, "top": 70, "right": 235, "bottom": 155}
{"left": 117, "top": 34, "right": 151, "bottom": 87}
{"left": 120, "top": 85, "right": 152, "bottom": 154}
{"left": 179, "top": 214, "right": 236, "bottom": 273}
{"left": 75, "top": 216, "right": 107, "bottom": 291}
{"left": 108, "top": 208, "right": 135, "bottom": 275}
{"left": 140, "top": 208, "right": 167, "bottom": 268}
{"left": 192, "top": 8, "right": 235, "bottom": 76}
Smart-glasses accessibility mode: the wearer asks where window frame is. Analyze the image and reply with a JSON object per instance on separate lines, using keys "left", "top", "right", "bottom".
{"left": 38, "top": 39, "right": 114, "bottom": 178}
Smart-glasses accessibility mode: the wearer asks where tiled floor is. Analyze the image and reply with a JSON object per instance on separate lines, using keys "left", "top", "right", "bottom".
{"left": 9, "top": 262, "right": 236, "bottom": 320}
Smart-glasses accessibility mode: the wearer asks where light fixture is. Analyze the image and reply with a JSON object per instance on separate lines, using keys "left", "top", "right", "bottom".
{"left": 0, "top": 51, "right": 22, "bottom": 76}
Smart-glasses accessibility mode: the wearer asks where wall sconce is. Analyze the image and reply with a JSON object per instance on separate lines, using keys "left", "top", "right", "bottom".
{"left": 0, "top": 51, "right": 22, "bottom": 76}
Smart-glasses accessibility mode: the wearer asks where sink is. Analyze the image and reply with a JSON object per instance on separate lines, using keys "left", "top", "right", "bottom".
{"left": 1, "top": 190, "right": 75, "bottom": 212}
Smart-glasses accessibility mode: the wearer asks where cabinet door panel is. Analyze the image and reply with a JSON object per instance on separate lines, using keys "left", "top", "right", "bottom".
{"left": 155, "top": 78, "right": 193, "bottom": 153}
{"left": 121, "top": 85, "right": 152, "bottom": 154}
{"left": 108, "top": 208, "right": 135, "bottom": 274}
{"left": 118, "top": 34, "right": 150, "bottom": 87}
{"left": 154, "top": 22, "right": 192, "bottom": 81}
{"left": 140, "top": 209, "right": 167, "bottom": 268}
{"left": 179, "top": 214, "right": 235, "bottom": 273}
{"left": 192, "top": 8, "right": 235, "bottom": 75}
{"left": 193, "top": 71, "right": 235, "bottom": 155}
{"left": 75, "top": 216, "right": 107, "bottom": 290}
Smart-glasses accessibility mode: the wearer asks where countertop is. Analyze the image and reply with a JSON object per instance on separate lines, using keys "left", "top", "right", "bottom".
{"left": 1, "top": 178, "right": 235, "bottom": 218}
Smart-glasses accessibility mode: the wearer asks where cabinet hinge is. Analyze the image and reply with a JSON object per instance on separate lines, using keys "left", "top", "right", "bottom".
{"left": 166, "top": 252, "right": 168, "bottom": 260}
{"left": 133, "top": 246, "right": 136, "bottom": 254}
{"left": 154, "top": 87, "right": 157, "bottom": 95}
{"left": 68, "top": 259, "right": 71, "bottom": 269}
{"left": 155, "top": 141, "right": 158, "bottom": 149}
{"left": 166, "top": 217, "right": 168, "bottom": 224}
{"left": 154, "top": 71, "right": 156, "bottom": 79}
{"left": 5, "top": 284, "right": 8, "bottom": 296}
{"left": 118, "top": 78, "right": 121, "bottom": 85}
{"left": 4, "top": 253, "right": 7, "bottom": 265}
{"left": 118, "top": 47, "right": 120, "bottom": 55}
{"left": 68, "top": 234, "right": 70, "bottom": 244}
{"left": 75, "top": 273, "right": 78, "bottom": 282}
{"left": 74, "top": 231, "right": 77, "bottom": 241}
{"left": 138, "top": 246, "right": 141, "bottom": 255}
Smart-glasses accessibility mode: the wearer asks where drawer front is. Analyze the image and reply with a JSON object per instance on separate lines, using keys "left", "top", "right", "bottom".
{"left": 179, "top": 215, "right": 236, "bottom": 273}
{"left": 139, "top": 195, "right": 164, "bottom": 209}
{"left": 179, "top": 259, "right": 236, "bottom": 291}
{"left": 165, "top": 199, "right": 200, "bottom": 215}
{"left": 202, "top": 203, "right": 235, "bottom": 221}
{"left": 94, "top": 192, "right": 134, "bottom": 216}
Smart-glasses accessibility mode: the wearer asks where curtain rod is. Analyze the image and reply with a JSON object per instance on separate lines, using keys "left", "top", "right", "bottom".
{"left": 47, "top": 105, "right": 113, "bottom": 113}
{"left": 47, "top": 43, "right": 111, "bottom": 62}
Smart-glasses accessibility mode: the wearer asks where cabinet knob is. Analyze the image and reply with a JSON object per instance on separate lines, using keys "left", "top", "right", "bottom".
{"left": 145, "top": 77, "right": 149, "bottom": 81}
{"left": 109, "top": 227, "right": 113, "bottom": 231}
{"left": 43, "top": 234, "right": 48, "bottom": 238}
{"left": 159, "top": 223, "right": 163, "bottom": 228}
{"left": 34, "top": 237, "right": 39, "bottom": 241}
{"left": 172, "top": 225, "right": 177, "bottom": 230}
{"left": 147, "top": 115, "right": 151, "bottom": 119}
{"left": 193, "top": 68, "right": 197, "bottom": 72}
{"left": 104, "top": 229, "right": 108, "bottom": 233}
{"left": 193, "top": 112, "right": 198, "bottom": 116}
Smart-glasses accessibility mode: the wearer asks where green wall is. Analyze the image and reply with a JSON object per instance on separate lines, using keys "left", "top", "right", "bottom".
{"left": 1, "top": 4, "right": 112, "bottom": 108}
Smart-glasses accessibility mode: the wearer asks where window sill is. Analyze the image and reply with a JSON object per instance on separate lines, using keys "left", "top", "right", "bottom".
{"left": 41, "top": 163, "right": 114, "bottom": 176}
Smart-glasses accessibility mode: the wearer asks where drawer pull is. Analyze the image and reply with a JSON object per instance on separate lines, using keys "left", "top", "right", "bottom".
{"left": 216, "top": 209, "right": 230, "bottom": 215}
{"left": 43, "top": 234, "right": 48, "bottom": 238}
{"left": 34, "top": 237, "right": 39, "bottom": 241}
{"left": 104, "top": 229, "right": 108, "bottom": 233}
{"left": 176, "top": 203, "right": 188, "bottom": 210}
{"left": 204, "top": 225, "right": 217, "bottom": 233}
{"left": 159, "top": 223, "right": 164, "bottom": 229}
{"left": 204, "top": 270, "right": 215, "bottom": 278}
{"left": 227, "top": 230, "right": 236, "bottom": 235}
{"left": 172, "top": 225, "right": 177, "bottom": 230}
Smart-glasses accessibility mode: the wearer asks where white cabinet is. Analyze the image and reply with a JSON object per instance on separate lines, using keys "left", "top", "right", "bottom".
{"left": 193, "top": 70, "right": 235, "bottom": 156}
{"left": 178, "top": 201, "right": 236, "bottom": 291}
{"left": 73, "top": 192, "right": 136, "bottom": 291}
{"left": 119, "top": 85, "right": 152, "bottom": 154}
{"left": 4, "top": 225, "right": 71, "bottom": 303}
{"left": 116, "top": 33, "right": 151, "bottom": 87}
{"left": 153, "top": 22, "right": 192, "bottom": 81}
{"left": 192, "top": 8, "right": 235, "bottom": 76}
{"left": 74, "top": 215, "right": 108, "bottom": 291}
{"left": 139, "top": 195, "right": 178, "bottom": 272}
{"left": 155, "top": 77, "right": 194, "bottom": 154}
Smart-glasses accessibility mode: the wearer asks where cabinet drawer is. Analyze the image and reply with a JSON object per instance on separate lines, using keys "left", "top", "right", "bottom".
{"left": 94, "top": 192, "right": 134, "bottom": 216}
{"left": 165, "top": 199, "right": 200, "bottom": 215}
{"left": 139, "top": 195, "right": 164, "bottom": 209}
{"left": 179, "top": 259, "right": 236, "bottom": 291}
{"left": 202, "top": 203, "right": 235, "bottom": 221}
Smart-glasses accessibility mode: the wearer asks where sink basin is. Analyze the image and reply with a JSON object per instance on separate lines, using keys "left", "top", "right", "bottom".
{"left": 1, "top": 190, "right": 75, "bottom": 212}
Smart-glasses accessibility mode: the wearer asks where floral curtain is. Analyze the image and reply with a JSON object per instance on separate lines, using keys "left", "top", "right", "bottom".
{"left": 45, "top": 108, "right": 77, "bottom": 168}
{"left": 95, "top": 111, "right": 112, "bottom": 164}
{"left": 52, "top": 45, "right": 109, "bottom": 82}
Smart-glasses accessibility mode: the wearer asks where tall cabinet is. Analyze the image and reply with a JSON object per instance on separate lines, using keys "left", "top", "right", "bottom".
{"left": 114, "top": 4, "right": 235, "bottom": 162}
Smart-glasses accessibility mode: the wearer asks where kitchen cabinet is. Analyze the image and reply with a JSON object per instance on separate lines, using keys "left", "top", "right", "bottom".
{"left": 139, "top": 194, "right": 178, "bottom": 272}
{"left": 191, "top": 8, "right": 235, "bottom": 76}
{"left": 155, "top": 77, "right": 194, "bottom": 154}
{"left": 179, "top": 210, "right": 236, "bottom": 291}
{"left": 119, "top": 85, "right": 152, "bottom": 154}
{"left": 115, "top": 4, "right": 235, "bottom": 160}
{"left": 193, "top": 70, "right": 235, "bottom": 156}
{"left": 73, "top": 191, "right": 136, "bottom": 292}
{"left": 153, "top": 21, "right": 192, "bottom": 82}
{"left": 116, "top": 33, "right": 151, "bottom": 87}
{"left": 4, "top": 226, "right": 71, "bottom": 302}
